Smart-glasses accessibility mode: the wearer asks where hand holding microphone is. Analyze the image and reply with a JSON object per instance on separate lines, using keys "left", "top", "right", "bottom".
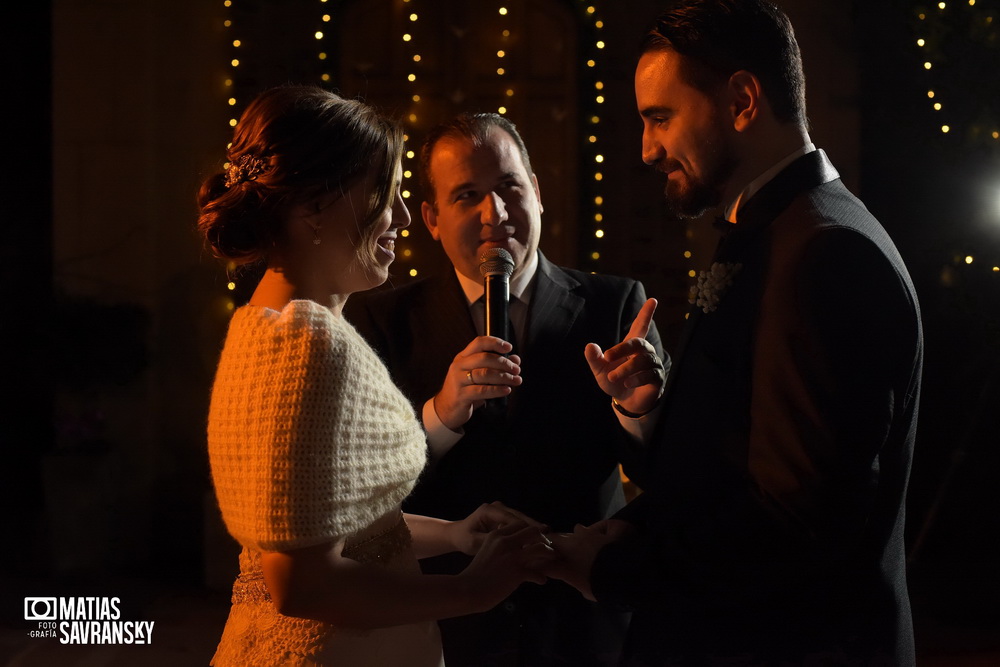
{"left": 431, "top": 248, "right": 521, "bottom": 430}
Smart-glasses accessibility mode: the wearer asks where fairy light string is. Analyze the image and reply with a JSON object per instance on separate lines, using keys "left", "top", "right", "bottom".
{"left": 914, "top": 0, "right": 999, "bottom": 144}
{"left": 221, "top": 0, "right": 641, "bottom": 285}
{"left": 579, "top": 2, "right": 606, "bottom": 271}
{"left": 498, "top": 8, "right": 514, "bottom": 117}
{"left": 913, "top": 0, "right": 999, "bottom": 287}
{"left": 221, "top": 0, "right": 241, "bottom": 309}
{"left": 317, "top": 0, "right": 333, "bottom": 85}
{"left": 398, "top": 0, "right": 421, "bottom": 277}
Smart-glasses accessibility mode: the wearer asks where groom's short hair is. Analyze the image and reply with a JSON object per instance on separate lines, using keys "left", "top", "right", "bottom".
{"left": 640, "top": 0, "right": 808, "bottom": 127}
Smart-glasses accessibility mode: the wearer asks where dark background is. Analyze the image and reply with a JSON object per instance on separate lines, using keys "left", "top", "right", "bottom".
{"left": 3, "top": 0, "right": 998, "bottom": 664}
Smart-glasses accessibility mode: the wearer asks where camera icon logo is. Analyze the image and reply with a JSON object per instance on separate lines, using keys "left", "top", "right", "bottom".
{"left": 24, "top": 598, "right": 57, "bottom": 621}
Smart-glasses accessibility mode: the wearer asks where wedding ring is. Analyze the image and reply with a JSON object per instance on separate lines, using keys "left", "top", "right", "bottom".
{"left": 467, "top": 370, "right": 475, "bottom": 384}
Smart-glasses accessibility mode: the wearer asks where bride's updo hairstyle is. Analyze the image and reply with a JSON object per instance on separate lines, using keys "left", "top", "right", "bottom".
{"left": 197, "top": 85, "right": 404, "bottom": 268}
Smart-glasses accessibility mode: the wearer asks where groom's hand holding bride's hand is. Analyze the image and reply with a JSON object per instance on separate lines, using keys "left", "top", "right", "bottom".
{"left": 451, "top": 501, "right": 549, "bottom": 556}
{"left": 453, "top": 502, "right": 556, "bottom": 612}
{"left": 546, "top": 519, "right": 634, "bottom": 601}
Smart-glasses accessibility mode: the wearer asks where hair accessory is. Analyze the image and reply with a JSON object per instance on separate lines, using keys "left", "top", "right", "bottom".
{"left": 224, "top": 153, "right": 268, "bottom": 188}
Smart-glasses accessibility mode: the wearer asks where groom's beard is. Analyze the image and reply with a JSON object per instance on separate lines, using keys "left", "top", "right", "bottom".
{"left": 660, "top": 130, "right": 737, "bottom": 220}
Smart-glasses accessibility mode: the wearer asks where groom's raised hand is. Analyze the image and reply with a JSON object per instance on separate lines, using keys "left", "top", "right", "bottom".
{"left": 585, "top": 298, "right": 666, "bottom": 416}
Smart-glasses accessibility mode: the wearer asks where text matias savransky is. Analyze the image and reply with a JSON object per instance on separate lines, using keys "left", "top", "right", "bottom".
{"left": 24, "top": 596, "right": 155, "bottom": 645}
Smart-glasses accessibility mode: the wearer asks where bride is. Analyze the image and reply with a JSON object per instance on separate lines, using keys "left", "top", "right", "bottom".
{"left": 197, "top": 85, "right": 554, "bottom": 666}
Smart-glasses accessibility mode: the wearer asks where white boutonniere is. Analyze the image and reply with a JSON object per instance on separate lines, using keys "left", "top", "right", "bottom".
{"left": 689, "top": 262, "right": 743, "bottom": 313}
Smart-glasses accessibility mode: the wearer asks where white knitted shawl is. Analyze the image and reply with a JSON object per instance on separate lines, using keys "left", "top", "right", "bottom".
{"left": 208, "top": 300, "right": 427, "bottom": 552}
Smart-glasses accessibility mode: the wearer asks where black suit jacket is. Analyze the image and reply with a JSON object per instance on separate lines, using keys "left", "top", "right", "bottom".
{"left": 347, "top": 250, "right": 663, "bottom": 531}
{"left": 347, "top": 251, "right": 663, "bottom": 665}
{"left": 591, "top": 151, "right": 922, "bottom": 665}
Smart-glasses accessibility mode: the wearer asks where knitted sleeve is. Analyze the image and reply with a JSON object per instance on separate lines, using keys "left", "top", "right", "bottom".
{"left": 208, "top": 300, "right": 428, "bottom": 552}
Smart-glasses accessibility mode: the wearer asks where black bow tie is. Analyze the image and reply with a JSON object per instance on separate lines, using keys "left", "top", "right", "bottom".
{"left": 713, "top": 216, "right": 736, "bottom": 233}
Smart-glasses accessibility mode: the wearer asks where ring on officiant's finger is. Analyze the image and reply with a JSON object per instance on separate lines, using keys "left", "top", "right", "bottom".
{"left": 467, "top": 370, "right": 475, "bottom": 384}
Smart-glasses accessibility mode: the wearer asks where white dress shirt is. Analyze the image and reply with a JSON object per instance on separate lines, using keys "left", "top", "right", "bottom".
{"left": 723, "top": 143, "right": 815, "bottom": 223}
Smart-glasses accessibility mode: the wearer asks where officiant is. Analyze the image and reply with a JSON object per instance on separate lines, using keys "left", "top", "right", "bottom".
{"left": 346, "top": 112, "right": 666, "bottom": 666}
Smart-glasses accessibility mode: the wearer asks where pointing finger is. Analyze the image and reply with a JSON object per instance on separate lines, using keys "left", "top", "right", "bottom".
{"left": 625, "top": 298, "right": 657, "bottom": 341}
{"left": 584, "top": 342, "right": 606, "bottom": 376}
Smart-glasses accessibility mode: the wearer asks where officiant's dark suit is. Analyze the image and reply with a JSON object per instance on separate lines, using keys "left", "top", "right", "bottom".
{"left": 346, "top": 113, "right": 664, "bottom": 666}
{"left": 349, "top": 252, "right": 657, "bottom": 529}
{"left": 554, "top": 2, "right": 923, "bottom": 665}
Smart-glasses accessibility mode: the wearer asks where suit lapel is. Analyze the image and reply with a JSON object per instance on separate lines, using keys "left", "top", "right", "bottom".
{"left": 721, "top": 149, "right": 841, "bottom": 255}
{"left": 525, "top": 252, "right": 583, "bottom": 354}
{"left": 417, "top": 271, "right": 478, "bottom": 375}
{"left": 662, "top": 150, "right": 841, "bottom": 404}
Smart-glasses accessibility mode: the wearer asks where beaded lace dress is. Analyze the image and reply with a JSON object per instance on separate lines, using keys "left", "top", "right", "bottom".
{"left": 211, "top": 511, "right": 443, "bottom": 666}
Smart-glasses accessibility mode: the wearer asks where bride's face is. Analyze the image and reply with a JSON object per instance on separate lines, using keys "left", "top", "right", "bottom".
{"left": 355, "top": 161, "right": 410, "bottom": 290}
{"left": 289, "top": 163, "right": 410, "bottom": 297}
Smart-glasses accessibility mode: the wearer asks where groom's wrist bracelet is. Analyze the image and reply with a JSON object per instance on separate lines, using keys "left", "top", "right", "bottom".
{"left": 612, "top": 396, "right": 652, "bottom": 419}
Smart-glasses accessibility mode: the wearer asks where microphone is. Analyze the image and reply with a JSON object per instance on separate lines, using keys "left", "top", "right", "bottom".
{"left": 479, "top": 248, "right": 515, "bottom": 348}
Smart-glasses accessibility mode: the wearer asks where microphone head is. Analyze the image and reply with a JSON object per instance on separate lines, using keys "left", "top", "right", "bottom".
{"left": 479, "top": 248, "right": 515, "bottom": 278}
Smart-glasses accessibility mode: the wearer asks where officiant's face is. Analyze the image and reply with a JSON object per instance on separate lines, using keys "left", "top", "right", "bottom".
{"left": 421, "top": 127, "right": 543, "bottom": 282}
{"left": 636, "top": 49, "right": 737, "bottom": 219}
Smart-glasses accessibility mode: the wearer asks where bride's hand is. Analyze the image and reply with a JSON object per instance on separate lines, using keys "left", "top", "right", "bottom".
{"left": 459, "top": 522, "right": 556, "bottom": 611}
{"left": 450, "top": 501, "right": 548, "bottom": 555}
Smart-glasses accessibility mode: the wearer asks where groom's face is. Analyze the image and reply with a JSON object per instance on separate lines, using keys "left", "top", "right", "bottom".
{"left": 635, "top": 49, "right": 737, "bottom": 219}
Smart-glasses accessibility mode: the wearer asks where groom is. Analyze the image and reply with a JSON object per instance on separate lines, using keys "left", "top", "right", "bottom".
{"left": 554, "top": 1, "right": 923, "bottom": 664}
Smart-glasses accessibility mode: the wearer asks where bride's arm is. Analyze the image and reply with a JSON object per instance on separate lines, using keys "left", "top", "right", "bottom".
{"left": 261, "top": 523, "right": 552, "bottom": 630}
{"left": 403, "top": 514, "right": 459, "bottom": 559}
{"left": 405, "top": 501, "right": 549, "bottom": 560}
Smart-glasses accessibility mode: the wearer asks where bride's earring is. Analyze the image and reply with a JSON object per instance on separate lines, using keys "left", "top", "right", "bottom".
{"left": 305, "top": 221, "right": 322, "bottom": 245}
